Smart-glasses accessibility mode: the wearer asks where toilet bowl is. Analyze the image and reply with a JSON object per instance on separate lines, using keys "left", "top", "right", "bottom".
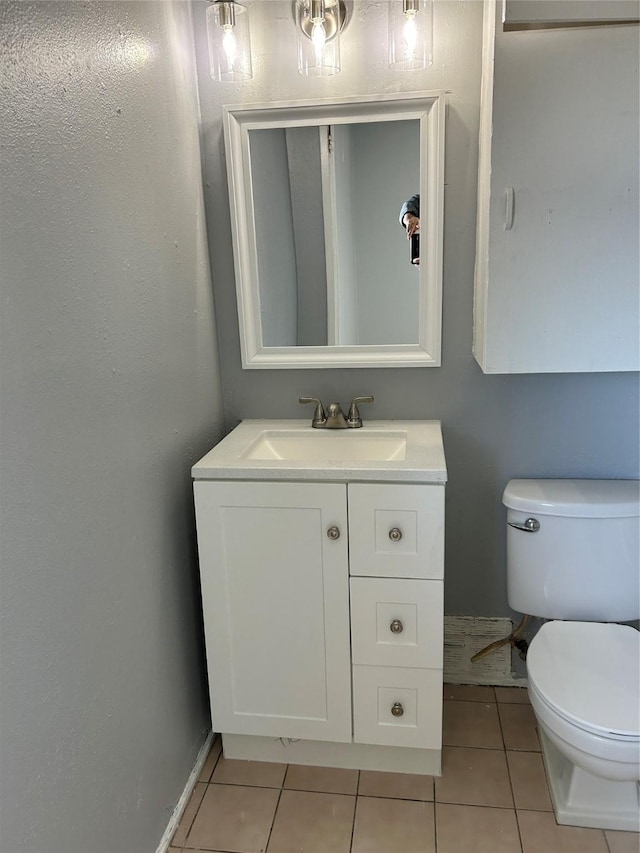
{"left": 527, "top": 621, "right": 640, "bottom": 782}
{"left": 502, "top": 479, "right": 640, "bottom": 831}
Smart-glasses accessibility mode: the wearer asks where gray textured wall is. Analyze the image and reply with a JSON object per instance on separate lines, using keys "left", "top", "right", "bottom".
{"left": 193, "top": 0, "right": 640, "bottom": 618}
{"left": 0, "top": 2, "right": 224, "bottom": 851}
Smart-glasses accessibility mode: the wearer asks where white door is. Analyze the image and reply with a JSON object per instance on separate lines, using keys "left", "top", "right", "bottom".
{"left": 193, "top": 481, "right": 352, "bottom": 742}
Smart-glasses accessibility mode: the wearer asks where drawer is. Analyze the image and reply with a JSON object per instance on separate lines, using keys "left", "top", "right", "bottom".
{"left": 352, "top": 665, "right": 442, "bottom": 748}
{"left": 350, "top": 577, "right": 443, "bottom": 669}
{"left": 347, "top": 483, "right": 444, "bottom": 579}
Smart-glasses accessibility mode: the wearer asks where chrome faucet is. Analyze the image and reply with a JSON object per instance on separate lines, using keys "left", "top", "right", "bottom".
{"left": 325, "top": 402, "right": 348, "bottom": 429}
{"left": 299, "top": 396, "right": 374, "bottom": 429}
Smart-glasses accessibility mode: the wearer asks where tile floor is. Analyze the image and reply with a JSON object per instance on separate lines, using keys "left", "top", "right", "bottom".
{"left": 169, "top": 685, "right": 640, "bottom": 853}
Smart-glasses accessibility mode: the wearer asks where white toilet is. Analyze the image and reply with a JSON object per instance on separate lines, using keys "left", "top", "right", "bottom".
{"left": 503, "top": 479, "right": 640, "bottom": 832}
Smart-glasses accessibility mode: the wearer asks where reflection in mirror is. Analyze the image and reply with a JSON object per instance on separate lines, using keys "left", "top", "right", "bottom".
{"left": 250, "top": 121, "right": 420, "bottom": 347}
{"left": 223, "top": 94, "right": 445, "bottom": 368}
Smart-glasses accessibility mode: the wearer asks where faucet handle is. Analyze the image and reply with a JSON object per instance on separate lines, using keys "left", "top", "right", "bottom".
{"left": 299, "top": 396, "right": 327, "bottom": 428}
{"left": 347, "top": 396, "right": 374, "bottom": 428}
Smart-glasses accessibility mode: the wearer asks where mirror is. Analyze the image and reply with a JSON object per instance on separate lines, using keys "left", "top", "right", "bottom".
{"left": 223, "top": 94, "right": 445, "bottom": 368}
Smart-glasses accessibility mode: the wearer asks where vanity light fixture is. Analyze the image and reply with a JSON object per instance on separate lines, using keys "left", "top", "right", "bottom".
{"left": 389, "top": 0, "right": 433, "bottom": 70}
{"left": 206, "top": 0, "right": 252, "bottom": 81}
{"left": 294, "top": 0, "right": 347, "bottom": 77}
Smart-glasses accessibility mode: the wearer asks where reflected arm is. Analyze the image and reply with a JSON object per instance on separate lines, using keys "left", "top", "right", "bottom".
{"left": 399, "top": 194, "right": 420, "bottom": 228}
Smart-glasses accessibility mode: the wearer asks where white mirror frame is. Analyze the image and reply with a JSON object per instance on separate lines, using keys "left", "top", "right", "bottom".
{"left": 223, "top": 92, "right": 446, "bottom": 369}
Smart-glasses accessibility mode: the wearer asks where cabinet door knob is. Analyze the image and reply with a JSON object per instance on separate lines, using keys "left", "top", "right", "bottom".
{"left": 388, "top": 527, "right": 402, "bottom": 542}
{"left": 327, "top": 526, "right": 341, "bottom": 540}
{"left": 390, "top": 619, "right": 404, "bottom": 634}
{"left": 391, "top": 702, "right": 404, "bottom": 717}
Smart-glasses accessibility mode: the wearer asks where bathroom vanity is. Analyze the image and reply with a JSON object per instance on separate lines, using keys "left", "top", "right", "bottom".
{"left": 192, "top": 420, "right": 446, "bottom": 775}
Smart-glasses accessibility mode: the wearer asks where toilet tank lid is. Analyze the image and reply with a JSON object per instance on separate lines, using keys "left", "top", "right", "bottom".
{"left": 502, "top": 479, "right": 639, "bottom": 517}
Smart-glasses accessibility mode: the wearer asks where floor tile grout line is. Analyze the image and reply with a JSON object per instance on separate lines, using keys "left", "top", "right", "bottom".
{"left": 433, "top": 800, "right": 438, "bottom": 853}
{"left": 516, "top": 808, "right": 613, "bottom": 848}
{"left": 348, "top": 770, "right": 360, "bottom": 853}
{"left": 496, "top": 700, "right": 508, "bottom": 751}
{"left": 444, "top": 695, "right": 539, "bottom": 753}
{"left": 435, "top": 800, "right": 525, "bottom": 853}
{"left": 443, "top": 684, "right": 499, "bottom": 702}
{"left": 207, "top": 779, "right": 363, "bottom": 794}
{"left": 175, "top": 781, "right": 207, "bottom": 849}
{"left": 208, "top": 780, "right": 286, "bottom": 789}
{"left": 351, "top": 790, "right": 437, "bottom": 853}
{"left": 353, "top": 792, "right": 435, "bottom": 802}
{"left": 209, "top": 735, "right": 223, "bottom": 779}
{"left": 443, "top": 697, "right": 498, "bottom": 705}
{"left": 498, "top": 699, "right": 544, "bottom": 754}
{"left": 435, "top": 800, "right": 525, "bottom": 812}
{"left": 263, "top": 767, "right": 286, "bottom": 853}
{"left": 429, "top": 799, "right": 438, "bottom": 853}
{"left": 284, "top": 785, "right": 360, "bottom": 795}
{"left": 513, "top": 807, "right": 529, "bottom": 852}
{"left": 500, "top": 710, "right": 526, "bottom": 853}
{"left": 178, "top": 739, "right": 222, "bottom": 850}
{"left": 496, "top": 695, "right": 526, "bottom": 853}
{"left": 443, "top": 743, "right": 541, "bottom": 752}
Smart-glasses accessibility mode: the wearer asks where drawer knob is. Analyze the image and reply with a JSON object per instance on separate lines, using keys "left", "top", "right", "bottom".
{"left": 391, "top": 702, "right": 404, "bottom": 717}
{"left": 389, "top": 527, "right": 403, "bottom": 542}
{"left": 327, "top": 526, "right": 341, "bottom": 540}
{"left": 390, "top": 619, "right": 404, "bottom": 634}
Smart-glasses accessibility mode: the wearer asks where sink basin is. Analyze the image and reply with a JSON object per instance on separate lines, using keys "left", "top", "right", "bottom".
{"left": 242, "top": 430, "right": 407, "bottom": 462}
{"left": 192, "top": 419, "right": 447, "bottom": 483}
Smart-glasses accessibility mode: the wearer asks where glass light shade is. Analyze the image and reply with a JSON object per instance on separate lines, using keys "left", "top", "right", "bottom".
{"left": 389, "top": 0, "right": 433, "bottom": 70}
{"left": 296, "top": 0, "right": 342, "bottom": 77}
{"left": 206, "top": 1, "right": 252, "bottom": 81}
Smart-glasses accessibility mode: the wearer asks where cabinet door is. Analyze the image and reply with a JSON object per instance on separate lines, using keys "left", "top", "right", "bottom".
{"left": 348, "top": 483, "right": 444, "bottom": 579}
{"left": 193, "top": 481, "right": 351, "bottom": 743}
{"left": 474, "top": 0, "right": 639, "bottom": 373}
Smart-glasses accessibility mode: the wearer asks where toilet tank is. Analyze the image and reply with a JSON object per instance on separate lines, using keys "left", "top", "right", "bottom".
{"left": 503, "top": 479, "right": 640, "bottom": 621}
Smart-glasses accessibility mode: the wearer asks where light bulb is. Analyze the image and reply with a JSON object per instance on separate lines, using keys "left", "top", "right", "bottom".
{"left": 389, "top": 0, "right": 432, "bottom": 70}
{"left": 403, "top": 12, "right": 417, "bottom": 61}
{"left": 206, "top": 0, "right": 252, "bottom": 81}
{"left": 222, "top": 25, "right": 237, "bottom": 70}
{"left": 311, "top": 20, "right": 327, "bottom": 66}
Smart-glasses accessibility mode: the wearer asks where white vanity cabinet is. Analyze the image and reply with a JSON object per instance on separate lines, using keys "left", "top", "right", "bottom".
{"left": 192, "top": 419, "right": 447, "bottom": 775}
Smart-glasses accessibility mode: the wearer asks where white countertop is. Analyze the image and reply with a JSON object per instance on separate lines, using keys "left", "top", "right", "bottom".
{"left": 192, "top": 419, "right": 447, "bottom": 483}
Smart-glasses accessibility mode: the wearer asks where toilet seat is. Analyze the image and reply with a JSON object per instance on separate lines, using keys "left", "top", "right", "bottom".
{"left": 527, "top": 621, "right": 640, "bottom": 740}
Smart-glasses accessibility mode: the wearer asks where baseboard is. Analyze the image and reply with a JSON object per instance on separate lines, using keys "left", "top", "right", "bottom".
{"left": 223, "top": 734, "right": 441, "bottom": 776}
{"left": 155, "top": 730, "right": 214, "bottom": 853}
